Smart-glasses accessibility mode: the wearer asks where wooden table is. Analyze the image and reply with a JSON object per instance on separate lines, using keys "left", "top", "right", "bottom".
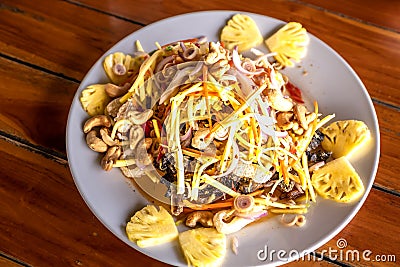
{"left": 1, "top": 0, "right": 399, "bottom": 266}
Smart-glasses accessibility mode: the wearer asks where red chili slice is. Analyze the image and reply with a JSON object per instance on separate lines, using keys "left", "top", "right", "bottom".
{"left": 143, "top": 120, "right": 153, "bottom": 137}
{"left": 286, "top": 82, "right": 305, "bottom": 104}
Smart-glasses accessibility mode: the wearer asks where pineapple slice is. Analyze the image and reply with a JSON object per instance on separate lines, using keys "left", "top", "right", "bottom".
{"left": 179, "top": 228, "right": 227, "bottom": 267}
{"left": 220, "top": 14, "right": 263, "bottom": 52}
{"left": 126, "top": 205, "right": 178, "bottom": 248}
{"left": 311, "top": 157, "right": 364, "bottom": 203}
{"left": 265, "top": 22, "right": 310, "bottom": 67}
{"left": 103, "top": 52, "right": 143, "bottom": 85}
{"left": 320, "top": 120, "right": 371, "bottom": 158}
{"left": 80, "top": 84, "right": 111, "bottom": 116}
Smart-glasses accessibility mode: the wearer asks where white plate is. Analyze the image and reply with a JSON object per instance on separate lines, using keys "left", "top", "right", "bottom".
{"left": 66, "top": 11, "right": 380, "bottom": 266}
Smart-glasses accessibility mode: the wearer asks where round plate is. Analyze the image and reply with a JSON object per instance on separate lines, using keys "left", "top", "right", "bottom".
{"left": 66, "top": 11, "right": 380, "bottom": 266}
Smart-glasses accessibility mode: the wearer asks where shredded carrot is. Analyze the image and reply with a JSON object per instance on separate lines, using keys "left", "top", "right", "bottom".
{"left": 233, "top": 91, "right": 256, "bottom": 116}
{"left": 280, "top": 159, "right": 290, "bottom": 185}
{"left": 186, "top": 198, "right": 234, "bottom": 211}
{"left": 292, "top": 162, "right": 306, "bottom": 189}
{"left": 210, "top": 83, "right": 267, "bottom": 134}
{"left": 186, "top": 91, "right": 220, "bottom": 97}
{"left": 248, "top": 124, "right": 255, "bottom": 161}
{"left": 182, "top": 148, "right": 201, "bottom": 158}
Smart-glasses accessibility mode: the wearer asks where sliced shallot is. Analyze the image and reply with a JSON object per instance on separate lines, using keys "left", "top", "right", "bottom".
{"left": 232, "top": 48, "right": 263, "bottom": 75}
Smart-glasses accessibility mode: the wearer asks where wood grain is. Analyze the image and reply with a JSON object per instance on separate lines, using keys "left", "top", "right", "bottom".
{"left": 0, "top": 256, "right": 24, "bottom": 267}
{"left": 298, "top": 0, "right": 400, "bottom": 31}
{"left": 0, "top": 0, "right": 142, "bottom": 81}
{"left": 0, "top": 57, "right": 76, "bottom": 153}
{"left": 0, "top": 137, "right": 165, "bottom": 267}
{"left": 0, "top": 136, "right": 397, "bottom": 267}
{"left": 375, "top": 103, "right": 400, "bottom": 191}
{"left": 316, "top": 189, "right": 400, "bottom": 266}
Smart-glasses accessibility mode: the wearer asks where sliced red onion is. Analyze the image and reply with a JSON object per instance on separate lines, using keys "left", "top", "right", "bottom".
{"left": 155, "top": 55, "right": 175, "bottom": 73}
{"left": 182, "top": 47, "right": 198, "bottom": 60}
{"left": 155, "top": 62, "right": 176, "bottom": 84}
{"left": 254, "top": 113, "right": 287, "bottom": 138}
{"left": 254, "top": 52, "right": 277, "bottom": 65}
{"left": 241, "top": 59, "right": 257, "bottom": 73}
{"left": 254, "top": 113, "right": 275, "bottom": 126}
{"left": 179, "top": 42, "right": 198, "bottom": 61}
{"left": 179, "top": 41, "right": 187, "bottom": 52}
{"left": 180, "top": 127, "right": 192, "bottom": 141}
{"left": 231, "top": 69, "right": 255, "bottom": 97}
{"left": 232, "top": 48, "right": 263, "bottom": 76}
{"left": 235, "top": 210, "right": 268, "bottom": 220}
{"left": 188, "top": 61, "right": 204, "bottom": 81}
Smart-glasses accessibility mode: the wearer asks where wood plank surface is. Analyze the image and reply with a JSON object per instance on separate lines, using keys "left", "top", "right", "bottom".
{"left": 317, "top": 189, "right": 400, "bottom": 266}
{"left": 298, "top": 0, "right": 400, "bottom": 31}
{"left": 0, "top": 137, "right": 163, "bottom": 267}
{"left": 375, "top": 103, "right": 400, "bottom": 191}
{"left": 0, "top": 256, "right": 25, "bottom": 267}
{"left": 0, "top": 136, "right": 397, "bottom": 267}
{"left": 0, "top": 57, "right": 77, "bottom": 153}
{"left": 0, "top": 0, "right": 142, "bottom": 81}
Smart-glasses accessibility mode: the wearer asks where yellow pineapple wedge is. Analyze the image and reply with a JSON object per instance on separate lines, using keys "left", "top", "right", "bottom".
{"left": 80, "top": 84, "right": 111, "bottom": 116}
{"left": 311, "top": 157, "right": 364, "bottom": 203}
{"left": 265, "top": 22, "right": 310, "bottom": 67}
{"left": 126, "top": 205, "right": 178, "bottom": 248}
{"left": 220, "top": 14, "right": 263, "bottom": 52}
{"left": 320, "top": 120, "right": 371, "bottom": 159}
{"left": 179, "top": 228, "right": 227, "bottom": 267}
